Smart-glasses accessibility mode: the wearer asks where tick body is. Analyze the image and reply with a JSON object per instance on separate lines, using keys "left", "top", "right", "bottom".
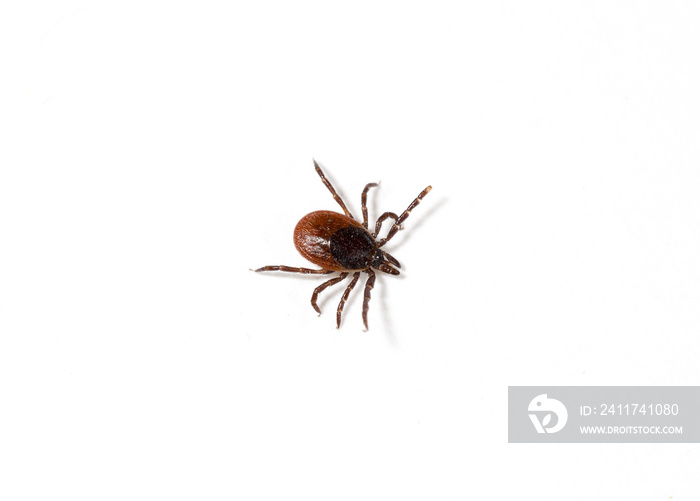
{"left": 255, "top": 160, "right": 431, "bottom": 329}
{"left": 294, "top": 211, "right": 394, "bottom": 273}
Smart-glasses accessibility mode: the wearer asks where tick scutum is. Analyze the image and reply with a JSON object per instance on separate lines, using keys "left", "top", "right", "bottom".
{"left": 329, "top": 226, "right": 377, "bottom": 270}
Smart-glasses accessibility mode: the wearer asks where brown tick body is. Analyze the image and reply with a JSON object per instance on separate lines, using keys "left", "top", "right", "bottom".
{"left": 255, "top": 160, "right": 431, "bottom": 329}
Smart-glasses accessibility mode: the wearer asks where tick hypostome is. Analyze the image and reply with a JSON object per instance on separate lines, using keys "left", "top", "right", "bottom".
{"left": 255, "top": 160, "right": 432, "bottom": 329}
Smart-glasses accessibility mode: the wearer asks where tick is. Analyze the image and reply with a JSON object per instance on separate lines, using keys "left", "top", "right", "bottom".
{"left": 255, "top": 160, "right": 432, "bottom": 329}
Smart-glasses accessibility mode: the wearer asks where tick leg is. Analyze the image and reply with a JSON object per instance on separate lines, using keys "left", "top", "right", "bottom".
{"left": 362, "top": 269, "right": 376, "bottom": 330}
{"left": 377, "top": 263, "right": 399, "bottom": 275}
{"left": 255, "top": 265, "right": 334, "bottom": 274}
{"left": 377, "top": 185, "right": 432, "bottom": 247}
{"left": 336, "top": 272, "right": 360, "bottom": 328}
{"left": 382, "top": 251, "right": 401, "bottom": 269}
{"left": 361, "top": 182, "right": 379, "bottom": 229}
{"left": 378, "top": 249, "right": 401, "bottom": 275}
{"left": 310, "top": 272, "right": 348, "bottom": 315}
{"left": 372, "top": 212, "right": 399, "bottom": 238}
{"left": 313, "top": 159, "right": 354, "bottom": 219}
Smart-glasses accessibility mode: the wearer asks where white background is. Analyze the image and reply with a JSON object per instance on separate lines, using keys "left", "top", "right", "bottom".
{"left": 1, "top": 1, "right": 699, "bottom": 499}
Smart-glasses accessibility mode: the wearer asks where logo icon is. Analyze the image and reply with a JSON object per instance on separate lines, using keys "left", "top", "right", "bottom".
{"left": 528, "top": 394, "right": 568, "bottom": 434}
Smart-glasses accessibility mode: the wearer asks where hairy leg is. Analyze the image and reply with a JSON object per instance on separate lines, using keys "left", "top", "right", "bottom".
{"left": 313, "top": 160, "right": 354, "bottom": 219}
{"left": 361, "top": 182, "right": 379, "bottom": 229}
{"left": 336, "top": 272, "right": 361, "bottom": 327}
{"left": 362, "top": 268, "right": 376, "bottom": 330}
{"left": 378, "top": 185, "right": 432, "bottom": 247}
{"left": 255, "top": 265, "right": 334, "bottom": 274}
{"left": 310, "top": 273, "right": 349, "bottom": 314}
